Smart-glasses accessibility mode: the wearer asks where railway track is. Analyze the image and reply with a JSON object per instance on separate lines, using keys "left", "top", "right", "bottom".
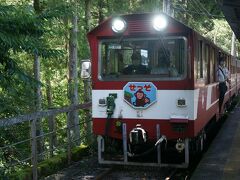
{"left": 43, "top": 130, "right": 218, "bottom": 180}
{"left": 70, "top": 165, "right": 190, "bottom": 180}
{"left": 92, "top": 166, "right": 188, "bottom": 180}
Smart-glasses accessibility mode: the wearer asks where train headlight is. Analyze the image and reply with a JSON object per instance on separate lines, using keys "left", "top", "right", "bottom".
{"left": 152, "top": 15, "right": 168, "bottom": 31}
{"left": 111, "top": 18, "right": 127, "bottom": 33}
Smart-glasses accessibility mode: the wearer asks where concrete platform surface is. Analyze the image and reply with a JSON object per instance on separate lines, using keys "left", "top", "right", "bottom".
{"left": 191, "top": 106, "right": 240, "bottom": 180}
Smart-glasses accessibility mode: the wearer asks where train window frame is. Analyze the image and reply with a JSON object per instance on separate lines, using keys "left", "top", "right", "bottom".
{"left": 98, "top": 36, "right": 188, "bottom": 81}
{"left": 197, "top": 40, "right": 204, "bottom": 79}
{"left": 209, "top": 47, "right": 216, "bottom": 83}
{"left": 205, "top": 44, "right": 210, "bottom": 84}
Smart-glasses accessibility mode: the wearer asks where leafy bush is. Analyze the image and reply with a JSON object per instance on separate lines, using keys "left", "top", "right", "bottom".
{"left": 9, "top": 145, "right": 89, "bottom": 180}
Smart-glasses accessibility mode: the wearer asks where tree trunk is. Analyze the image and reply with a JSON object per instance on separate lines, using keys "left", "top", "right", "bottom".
{"left": 46, "top": 78, "right": 57, "bottom": 157}
{"left": 33, "top": 0, "right": 43, "bottom": 161}
{"left": 231, "top": 32, "right": 236, "bottom": 57}
{"left": 85, "top": 0, "right": 91, "bottom": 32}
{"left": 163, "top": 0, "right": 169, "bottom": 14}
{"left": 184, "top": 0, "right": 189, "bottom": 24}
{"left": 68, "top": 14, "right": 80, "bottom": 145}
{"left": 177, "top": 0, "right": 188, "bottom": 23}
{"left": 163, "top": 0, "right": 173, "bottom": 16}
{"left": 98, "top": 0, "right": 104, "bottom": 24}
{"left": 84, "top": 0, "right": 92, "bottom": 145}
{"left": 33, "top": 0, "right": 41, "bottom": 13}
{"left": 34, "top": 53, "right": 41, "bottom": 112}
{"left": 33, "top": 52, "right": 44, "bottom": 158}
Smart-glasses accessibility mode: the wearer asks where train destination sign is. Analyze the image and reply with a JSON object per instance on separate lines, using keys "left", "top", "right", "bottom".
{"left": 123, "top": 82, "right": 157, "bottom": 109}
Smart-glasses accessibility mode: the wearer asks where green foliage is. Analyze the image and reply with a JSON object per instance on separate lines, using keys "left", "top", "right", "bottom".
{"left": 40, "top": 2, "right": 73, "bottom": 19}
{"left": 9, "top": 145, "right": 89, "bottom": 179}
{"left": 9, "top": 168, "right": 32, "bottom": 180}
{"left": 205, "top": 19, "right": 232, "bottom": 52}
{"left": 0, "top": 2, "right": 69, "bottom": 117}
{"left": 135, "top": 0, "right": 162, "bottom": 13}
{"left": 172, "top": 0, "right": 223, "bottom": 33}
{"left": 0, "top": 5, "right": 42, "bottom": 55}
{"left": 37, "top": 153, "right": 68, "bottom": 177}
{"left": 0, "top": 64, "right": 37, "bottom": 118}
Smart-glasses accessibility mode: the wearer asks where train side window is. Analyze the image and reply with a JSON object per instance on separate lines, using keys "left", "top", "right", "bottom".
{"left": 238, "top": 62, "right": 240, "bottom": 73}
{"left": 209, "top": 47, "right": 216, "bottom": 83}
{"left": 231, "top": 58, "right": 236, "bottom": 74}
{"left": 227, "top": 56, "right": 231, "bottom": 71}
{"left": 205, "top": 44, "right": 210, "bottom": 84}
{"left": 197, "top": 40, "right": 204, "bottom": 79}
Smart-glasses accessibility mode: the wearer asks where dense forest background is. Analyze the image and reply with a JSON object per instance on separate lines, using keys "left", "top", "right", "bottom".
{"left": 0, "top": 0, "right": 236, "bottom": 119}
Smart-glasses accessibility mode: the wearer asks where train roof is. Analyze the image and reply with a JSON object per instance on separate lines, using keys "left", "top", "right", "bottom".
{"left": 87, "top": 12, "right": 192, "bottom": 37}
{"left": 87, "top": 12, "right": 231, "bottom": 56}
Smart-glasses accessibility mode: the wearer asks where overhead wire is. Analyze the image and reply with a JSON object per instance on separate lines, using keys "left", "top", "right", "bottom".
{"left": 172, "top": 0, "right": 224, "bottom": 19}
{"left": 193, "top": 0, "right": 228, "bottom": 32}
{"left": 172, "top": 1, "right": 194, "bottom": 21}
{"left": 193, "top": 0, "right": 225, "bottom": 29}
{"left": 172, "top": 1, "right": 202, "bottom": 30}
{"left": 193, "top": 0, "right": 212, "bottom": 17}
{"left": 193, "top": 0, "right": 232, "bottom": 48}
{"left": 173, "top": 7, "right": 213, "bottom": 16}
{"left": 172, "top": 0, "right": 226, "bottom": 34}
{"left": 172, "top": 0, "right": 233, "bottom": 51}
{"left": 189, "top": 0, "right": 204, "bottom": 16}
{"left": 191, "top": 0, "right": 216, "bottom": 32}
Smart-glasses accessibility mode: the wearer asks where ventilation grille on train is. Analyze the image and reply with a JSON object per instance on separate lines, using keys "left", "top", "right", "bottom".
{"left": 128, "top": 20, "right": 151, "bottom": 33}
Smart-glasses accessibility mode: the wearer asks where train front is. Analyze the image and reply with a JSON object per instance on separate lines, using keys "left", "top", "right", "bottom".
{"left": 88, "top": 13, "right": 194, "bottom": 167}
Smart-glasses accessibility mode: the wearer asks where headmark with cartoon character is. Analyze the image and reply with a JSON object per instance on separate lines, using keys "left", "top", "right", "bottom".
{"left": 133, "top": 89, "right": 150, "bottom": 107}
{"left": 123, "top": 82, "right": 157, "bottom": 109}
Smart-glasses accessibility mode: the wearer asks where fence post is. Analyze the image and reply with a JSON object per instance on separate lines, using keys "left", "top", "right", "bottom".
{"left": 67, "top": 112, "right": 72, "bottom": 165}
{"left": 48, "top": 113, "right": 57, "bottom": 157}
{"left": 31, "top": 119, "right": 38, "bottom": 180}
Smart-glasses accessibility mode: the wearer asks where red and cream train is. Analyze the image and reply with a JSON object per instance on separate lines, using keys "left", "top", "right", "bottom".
{"left": 86, "top": 13, "right": 240, "bottom": 167}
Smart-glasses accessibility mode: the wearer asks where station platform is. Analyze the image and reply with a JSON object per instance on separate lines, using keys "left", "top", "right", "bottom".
{"left": 191, "top": 105, "right": 240, "bottom": 180}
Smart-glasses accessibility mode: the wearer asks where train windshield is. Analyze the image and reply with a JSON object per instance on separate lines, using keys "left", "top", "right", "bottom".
{"left": 99, "top": 37, "right": 187, "bottom": 80}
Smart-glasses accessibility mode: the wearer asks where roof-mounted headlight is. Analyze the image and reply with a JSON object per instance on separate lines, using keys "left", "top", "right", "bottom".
{"left": 111, "top": 18, "right": 127, "bottom": 33}
{"left": 152, "top": 15, "right": 168, "bottom": 31}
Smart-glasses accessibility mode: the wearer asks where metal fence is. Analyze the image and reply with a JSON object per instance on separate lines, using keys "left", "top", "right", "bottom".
{"left": 0, "top": 102, "right": 92, "bottom": 180}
